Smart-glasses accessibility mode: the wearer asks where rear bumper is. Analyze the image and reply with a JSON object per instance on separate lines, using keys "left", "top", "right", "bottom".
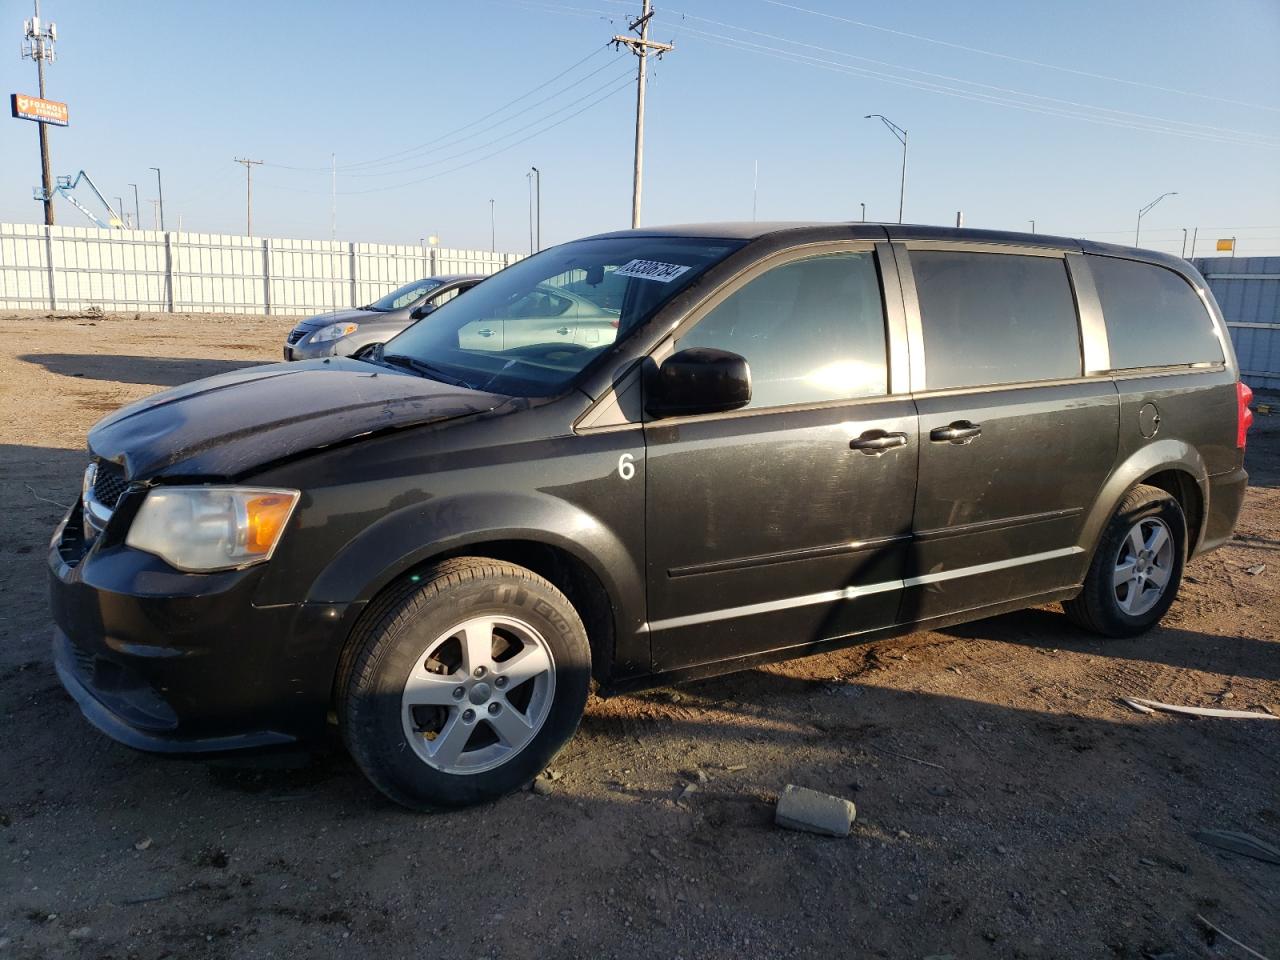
{"left": 48, "top": 501, "right": 358, "bottom": 753}
{"left": 1197, "top": 465, "right": 1248, "bottom": 555}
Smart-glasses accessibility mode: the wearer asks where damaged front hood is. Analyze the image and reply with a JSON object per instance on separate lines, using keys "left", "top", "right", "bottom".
{"left": 89, "top": 357, "right": 512, "bottom": 480}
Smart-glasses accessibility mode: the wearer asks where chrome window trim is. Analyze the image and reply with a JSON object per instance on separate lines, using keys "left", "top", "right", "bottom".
{"left": 901, "top": 239, "right": 1068, "bottom": 259}
{"left": 1065, "top": 253, "right": 1111, "bottom": 374}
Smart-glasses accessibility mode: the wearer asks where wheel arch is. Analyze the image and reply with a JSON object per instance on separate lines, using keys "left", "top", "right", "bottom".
{"left": 312, "top": 491, "right": 644, "bottom": 690}
{"left": 1080, "top": 439, "right": 1209, "bottom": 565}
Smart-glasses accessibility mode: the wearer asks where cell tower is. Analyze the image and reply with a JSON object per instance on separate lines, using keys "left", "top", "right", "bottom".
{"left": 20, "top": 1, "right": 58, "bottom": 225}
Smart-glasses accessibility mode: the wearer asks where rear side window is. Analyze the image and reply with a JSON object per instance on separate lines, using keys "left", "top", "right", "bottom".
{"left": 1087, "top": 255, "right": 1223, "bottom": 369}
{"left": 911, "top": 250, "right": 1081, "bottom": 390}
{"left": 674, "top": 251, "right": 887, "bottom": 409}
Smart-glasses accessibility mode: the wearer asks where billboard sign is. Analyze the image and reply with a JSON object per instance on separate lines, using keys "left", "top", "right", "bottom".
{"left": 10, "top": 93, "right": 68, "bottom": 126}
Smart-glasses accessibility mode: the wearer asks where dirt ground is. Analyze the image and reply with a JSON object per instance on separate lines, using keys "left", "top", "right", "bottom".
{"left": 1, "top": 309, "right": 1277, "bottom": 960}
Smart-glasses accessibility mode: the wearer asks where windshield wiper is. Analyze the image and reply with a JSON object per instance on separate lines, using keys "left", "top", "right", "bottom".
{"left": 381, "top": 354, "right": 476, "bottom": 390}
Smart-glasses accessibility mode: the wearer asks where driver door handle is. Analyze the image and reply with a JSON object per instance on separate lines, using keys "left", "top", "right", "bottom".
{"left": 477, "top": 328, "right": 494, "bottom": 338}
{"left": 556, "top": 326, "right": 571, "bottom": 336}
{"left": 929, "top": 420, "right": 982, "bottom": 444}
{"left": 849, "top": 430, "right": 908, "bottom": 455}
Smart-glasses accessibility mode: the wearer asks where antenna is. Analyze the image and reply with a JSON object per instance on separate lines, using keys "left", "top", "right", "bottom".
{"left": 21, "top": 1, "right": 59, "bottom": 225}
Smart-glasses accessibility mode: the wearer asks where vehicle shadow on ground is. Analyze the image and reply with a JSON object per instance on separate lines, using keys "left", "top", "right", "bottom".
{"left": 19, "top": 353, "right": 266, "bottom": 387}
{"left": 934, "top": 606, "right": 1280, "bottom": 683}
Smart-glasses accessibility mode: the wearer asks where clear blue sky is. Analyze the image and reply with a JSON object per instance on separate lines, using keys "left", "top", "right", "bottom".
{"left": 3, "top": 0, "right": 1278, "bottom": 257}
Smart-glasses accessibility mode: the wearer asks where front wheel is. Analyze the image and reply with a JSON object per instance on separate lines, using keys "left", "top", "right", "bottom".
{"left": 1063, "top": 485, "right": 1186, "bottom": 638}
{"left": 339, "top": 558, "right": 591, "bottom": 810}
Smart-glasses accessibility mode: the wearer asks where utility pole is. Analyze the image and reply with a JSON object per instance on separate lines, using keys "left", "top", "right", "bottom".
{"left": 330, "top": 153, "right": 337, "bottom": 241}
{"left": 234, "top": 158, "right": 263, "bottom": 236}
{"left": 149, "top": 167, "right": 164, "bottom": 231}
{"left": 530, "top": 166, "right": 541, "bottom": 252}
{"left": 129, "top": 183, "right": 140, "bottom": 230}
{"left": 490, "top": 198, "right": 495, "bottom": 252}
{"left": 1135, "top": 191, "right": 1177, "bottom": 246}
{"left": 21, "top": 1, "right": 57, "bottom": 225}
{"left": 613, "top": 0, "right": 674, "bottom": 228}
{"left": 865, "top": 114, "right": 907, "bottom": 224}
{"left": 149, "top": 199, "right": 161, "bottom": 230}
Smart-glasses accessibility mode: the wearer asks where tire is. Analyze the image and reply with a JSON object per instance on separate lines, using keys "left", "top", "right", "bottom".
{"left": 1063, "top": 484, "right": 1186, "bottom": 638}
{"left": 339, "top": 558, "right": 591, "bottom": 810}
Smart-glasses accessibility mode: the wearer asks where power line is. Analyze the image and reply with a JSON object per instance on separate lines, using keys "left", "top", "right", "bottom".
{"left": 342, "top": 60, "right": 633, "bottom": 177}
{"left": 760, "top": 0, "right": 1280, "bottom": 115}
{"left": 667, "top": 11, "right": 1280, "bottom": 147}
{"left": 264, "top": 44, "right": 612, "bottom": 173}
{"left": 678, "top": 27, "right": 1279, "bottom": 149}
{"left": 260, "top": 74, "right": 635, "bottom": 198}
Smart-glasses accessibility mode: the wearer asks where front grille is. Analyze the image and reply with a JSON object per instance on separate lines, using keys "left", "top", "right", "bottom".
{"left": 286, "top": 328, "right": 307, "bottom": 345}
{"left": 92, "top": 461, "right": 129, "bottom": 510}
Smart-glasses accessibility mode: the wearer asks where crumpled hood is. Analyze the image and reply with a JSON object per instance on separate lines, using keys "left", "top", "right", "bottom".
{"left": 88, "top": 357, "right": 511, "bottom": 480}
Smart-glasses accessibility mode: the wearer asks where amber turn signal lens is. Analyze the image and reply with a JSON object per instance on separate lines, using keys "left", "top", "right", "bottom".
{"left": 245, "top": 494, "right": 297, "bottom": 555}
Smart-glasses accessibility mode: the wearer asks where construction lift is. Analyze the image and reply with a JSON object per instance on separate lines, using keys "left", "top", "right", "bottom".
{"left": 41, "top": 171, "right": 125, "bottom": 228}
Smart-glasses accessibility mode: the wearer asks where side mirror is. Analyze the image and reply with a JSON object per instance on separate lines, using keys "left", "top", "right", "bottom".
{"left": 410, "top": 303, "right": 436, "bottom": 320}
{"left": 646, "top": 347, "right": 751, "bottom": 419}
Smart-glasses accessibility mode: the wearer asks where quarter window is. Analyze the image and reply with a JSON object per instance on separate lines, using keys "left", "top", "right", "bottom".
{"left": 911, "top": 250, "right": 1081, "bottom": 390}
{"left": 674, "top": 251, "right": 888, "bottom": 409}
{"left": 1087, "top": 255, "right": 1223, "bottom": 369}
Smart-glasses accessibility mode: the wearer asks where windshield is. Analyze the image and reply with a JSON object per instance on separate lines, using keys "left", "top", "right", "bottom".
{"left": 367, "top": 278, "right": 444, "bottom": 312}
{"left": 380, "top": 236, "right": 743, "bottom": 396}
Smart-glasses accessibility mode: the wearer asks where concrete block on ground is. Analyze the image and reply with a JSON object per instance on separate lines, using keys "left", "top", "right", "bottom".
{"left": 774, "top": 784, "right": 857, "bottom": 837}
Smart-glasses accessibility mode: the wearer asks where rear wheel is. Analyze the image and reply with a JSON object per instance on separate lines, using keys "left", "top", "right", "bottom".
{"left": 340, "top": 558, "right": 591, "bottom": 810}
{"left": 1063, "top": 485, "right": 1186, "bottom": 637}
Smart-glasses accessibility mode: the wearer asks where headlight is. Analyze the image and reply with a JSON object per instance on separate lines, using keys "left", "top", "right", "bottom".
{"left": 125, "top": 486, "right": 300, "bottom": 572}
{"left": 311, "top": 321, "right": 358, "bottom": 343}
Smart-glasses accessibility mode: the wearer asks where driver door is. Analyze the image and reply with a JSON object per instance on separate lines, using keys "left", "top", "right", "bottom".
{"left": 643, "top": 244, "right": 918, "bottom": 670}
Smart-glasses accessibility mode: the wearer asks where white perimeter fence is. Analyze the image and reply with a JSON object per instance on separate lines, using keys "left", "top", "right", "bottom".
{"left": 0, "top": 222, "right": 524, "bottom": 316}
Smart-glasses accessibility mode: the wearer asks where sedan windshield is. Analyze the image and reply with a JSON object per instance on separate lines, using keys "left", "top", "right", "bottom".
{"left": 380, "top": 236, "right": 742, "bottom": 396}
{"left": 367, "top": 278, "right": 444, "bottom": 312}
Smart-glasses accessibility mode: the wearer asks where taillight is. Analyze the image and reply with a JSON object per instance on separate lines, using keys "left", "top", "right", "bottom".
{"left": 1237, "top": 381, "right": 1254, "bottom": 450}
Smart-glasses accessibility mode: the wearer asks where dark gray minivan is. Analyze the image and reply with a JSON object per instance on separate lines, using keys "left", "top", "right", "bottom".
{"left": 50, "top": 222, "right": 1252, "bottom": 810}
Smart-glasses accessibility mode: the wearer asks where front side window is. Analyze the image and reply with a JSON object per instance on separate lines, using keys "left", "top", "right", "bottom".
{"left": 1088, "top": 255, "right": 1223, "bottom": 369}
{"left": 911, "top": 250, "right": 1082, "bottom": 390}
{"left": 368, "top": 279, "right": 443, "bottom": 312}
{"left": 673, "top": 251, "right": 888, "bottom": 409}
{"left": 382, "top": 237, "right": 743, "bottom": 396}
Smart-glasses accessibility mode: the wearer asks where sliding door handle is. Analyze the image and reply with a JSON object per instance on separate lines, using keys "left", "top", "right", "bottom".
{"left": 929, "top": 421, "right": 982, "bottom": 444}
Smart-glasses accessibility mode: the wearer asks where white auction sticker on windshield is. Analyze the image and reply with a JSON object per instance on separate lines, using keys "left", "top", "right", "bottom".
{"left": 614, "top": 259, "right": 692, "bottom": 283}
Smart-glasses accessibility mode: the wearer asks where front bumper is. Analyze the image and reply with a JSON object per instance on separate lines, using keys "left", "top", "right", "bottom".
{"left": 48, "top": 499, "right": 358, "bottom": 753}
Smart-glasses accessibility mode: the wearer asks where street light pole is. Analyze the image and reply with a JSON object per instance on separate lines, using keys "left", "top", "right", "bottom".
{"left": 530, "top": 166, "right": 541, "bottom": 252}
{"left": 1029, "top": 220, "right": 1036, "bottom": 234}
{"left": 1135, "top": 191, "right": 1177, "bottom": 246}
{"left": 860, "top": 202, "right": 865, "bottom": 222}
{"left": 129, "top": 183, "right": 140, "bottom": 230}
{"left": 149, "top": 167, "right": 164, "bottom": 231}
{"left": 865, "top": 114, "right": 907, "bottom": 224}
